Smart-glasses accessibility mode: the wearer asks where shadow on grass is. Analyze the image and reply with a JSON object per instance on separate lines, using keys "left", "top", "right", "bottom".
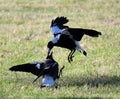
{"left": 57, "top": 97, "right": 103, "bottom": 99}
{"left": 58, "top": 75, "right": 120, "bottom": 87}
{"left": 10, "top": 72, "right": 120, "bottom": 88}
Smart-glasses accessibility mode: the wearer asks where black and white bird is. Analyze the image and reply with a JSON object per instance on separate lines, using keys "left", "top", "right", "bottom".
{"left": 9, "top": 52, "right": 64, "bottom": 88}
{"left": 47, "top": 16, "right": 102, "bottom": 62}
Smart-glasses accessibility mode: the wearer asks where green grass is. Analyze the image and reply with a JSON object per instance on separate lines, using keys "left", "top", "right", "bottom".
{"left": 0, "top": 0, "right": 120, "bottom": 98}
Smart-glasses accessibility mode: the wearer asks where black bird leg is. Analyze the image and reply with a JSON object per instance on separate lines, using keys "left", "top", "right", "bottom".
{"left": 83, "top": 50, "right": 87, "bottom": 56}
{"left": 68, "top": 49, "right": 75, "bottom": 63}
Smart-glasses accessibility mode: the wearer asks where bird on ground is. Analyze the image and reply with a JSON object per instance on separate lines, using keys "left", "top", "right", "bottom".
{"left": 9, "top": 52, "right": 64, "bottom": 88}
{"left": 47, "top": 16, "right": 102, "bottom": 62}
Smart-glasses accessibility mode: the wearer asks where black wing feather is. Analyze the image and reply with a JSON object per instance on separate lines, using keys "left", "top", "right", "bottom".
{"left": 9, "top": 63, "right": 43, "bottom": 76}
{"left": 52, "top": 16, "right": 69, "bottom": 26}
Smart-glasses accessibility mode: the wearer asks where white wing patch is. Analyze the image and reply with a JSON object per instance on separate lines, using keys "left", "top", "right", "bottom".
{"left": 36, "top": 63, "right": 41, "bottom": 69}
{"left": 51, "top": 25, "right": 62, "bottom": 34}
{"left": 30, "top": 62, "right": 42, "bottom": 69}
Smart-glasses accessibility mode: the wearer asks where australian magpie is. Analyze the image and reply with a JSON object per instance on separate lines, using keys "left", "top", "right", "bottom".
{"left": 9, "top": 52, "right": 64, "bottom": 88}
{"left": 47, "top": 16, "right": 102, "bottom": 62}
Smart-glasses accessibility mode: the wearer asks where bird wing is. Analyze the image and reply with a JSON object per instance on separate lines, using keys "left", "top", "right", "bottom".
{"left": 9, "top": 62, "right": 44, "bottom": 76}
{"left": 51, "top": 16, "right": 69, "bottom": 26}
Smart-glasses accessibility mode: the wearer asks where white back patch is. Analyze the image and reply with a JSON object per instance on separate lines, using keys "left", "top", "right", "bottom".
{"left": 41, "top": 75, "right": 55, "bottom": 87}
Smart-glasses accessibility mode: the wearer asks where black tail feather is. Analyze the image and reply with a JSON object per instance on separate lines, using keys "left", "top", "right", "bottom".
{"left": 83, "top": 29, "right": 102, "bottom": 37}
{"left": 69, "top": 28, "right": 102, "bottom": 41}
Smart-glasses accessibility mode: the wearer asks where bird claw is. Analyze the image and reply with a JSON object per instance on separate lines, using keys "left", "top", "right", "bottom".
{"left": 83, "top": 51, "right": 87, "bottom": 56}
{"left": 68, "top": 55, "right": 74, "bottom": 63}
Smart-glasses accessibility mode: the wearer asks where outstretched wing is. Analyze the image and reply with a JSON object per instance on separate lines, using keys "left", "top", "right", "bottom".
{"left": 9, "top": 62, "right": 44, "bottom": 76}
{"left": 68, "top": 28, "right": 102, "bottom": 41}
{"left": 51, "top": 16, "right": 69, "bottom": 26}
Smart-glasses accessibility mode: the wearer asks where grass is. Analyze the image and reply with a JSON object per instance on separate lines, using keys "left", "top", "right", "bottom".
{"left": 0, "top": 0, "right": 120, "bottom": 98}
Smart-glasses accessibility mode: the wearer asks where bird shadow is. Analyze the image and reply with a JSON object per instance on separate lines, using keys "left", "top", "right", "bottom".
{"left": 58, "top": 75, "right": 120, "bottom": 88}
{"left": 11, "top": 72, "right": 120, "bottom": 88}
{"left": 57, "top": 96, "right": 104, "bottom": 99}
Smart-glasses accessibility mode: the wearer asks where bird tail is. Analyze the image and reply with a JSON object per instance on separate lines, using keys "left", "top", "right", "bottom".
{"left": 69, "top": 28, "right": 102, "bottom": 41}
{"left": 83, "top": 29, "right": 102, "bottom": 37}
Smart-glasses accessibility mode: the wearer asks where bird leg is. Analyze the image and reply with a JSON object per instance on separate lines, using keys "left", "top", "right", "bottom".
{"left": 68, "top": 50, "right": 75, "bottom": 63}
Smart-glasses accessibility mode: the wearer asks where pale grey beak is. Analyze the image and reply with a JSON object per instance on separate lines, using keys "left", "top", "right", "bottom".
{"left": 41, "top": 75, "right": 55, "bottom": 87}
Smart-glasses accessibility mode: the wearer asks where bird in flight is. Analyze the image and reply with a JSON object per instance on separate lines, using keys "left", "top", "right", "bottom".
{"left": 47, "top": 16, "right": 102, "bottom": 62}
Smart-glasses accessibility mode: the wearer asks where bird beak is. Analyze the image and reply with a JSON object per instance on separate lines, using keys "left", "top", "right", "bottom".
{"left": 48, "top": 48, "right": 51, "bottom": 55}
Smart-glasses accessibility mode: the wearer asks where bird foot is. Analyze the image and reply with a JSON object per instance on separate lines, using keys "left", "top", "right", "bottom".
{"left": 83, "top": 51, "right": 87, "bottom": 56}
{"left": 68, "top": 55, "right": 74, "bottom": 63}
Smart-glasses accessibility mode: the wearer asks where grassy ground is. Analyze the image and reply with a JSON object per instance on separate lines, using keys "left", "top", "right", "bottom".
{"left": 0, "top": 0, "right": 120, "bottom": 98}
